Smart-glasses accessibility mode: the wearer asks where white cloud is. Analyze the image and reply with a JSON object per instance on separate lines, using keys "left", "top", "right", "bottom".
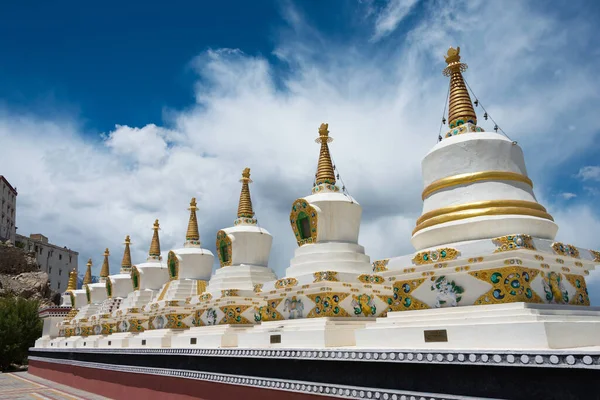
{"left": 372, "top": 0, "right": 420, "bottom": 41}
{"left": 558, "top": 192, "right": 577, "bottom": 200}
{"left": 1, "top": 0, "right": 599, "bottom": 304}
{"left": 576, "top": 166, "right": 600, "bottom": 182}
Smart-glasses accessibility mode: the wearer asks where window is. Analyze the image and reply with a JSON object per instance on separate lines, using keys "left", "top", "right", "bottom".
{"left": 296, "top": 212, "right": 312, "bottom": 240}
{"left": 49, "top": 267, "right": 52, "bottom": 273}
{"left": 57, "top": 282, "right": 60, "bottom": 290}
{"left": 69, "top": 255, "right": 72, "bottom": 263}
{"left": 59, "top": 254, "right": 62, "bottom": 260}
{"left": 220, "top": 241, "right": 230, "bottom": 264}
{"left": 59, "top": 269, "right": 62, "bottom": 276}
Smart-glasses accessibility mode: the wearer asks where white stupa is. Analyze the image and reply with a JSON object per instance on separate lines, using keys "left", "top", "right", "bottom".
{"left": 130, "top": 198, "right": 215, "bottom": 348}
{"left": 355, "top": 47, "right": 599, "bottom": 350}
{"left": 173, "top": 169, "right": 276, "bottom": 348}
{"left": 238, "top": 124, "right": 378, "bottom": 349}
{"left": 205, "top": 168, "right": 276, "bottom": 294}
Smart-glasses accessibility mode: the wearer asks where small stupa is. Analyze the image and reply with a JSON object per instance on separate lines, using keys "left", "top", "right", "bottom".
{"left": 132, "top": 198, "right": 214, "bottom": 348}
{"left": 173, "top": 169, "right": 277, "bottom": 348}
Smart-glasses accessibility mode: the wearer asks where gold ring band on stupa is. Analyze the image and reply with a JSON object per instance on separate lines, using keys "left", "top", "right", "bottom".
{"left": 421, "top": 170, "right": 533, "bottom": 200}
{"left": 412, "top": 200, "right": 554, "bottom": 235}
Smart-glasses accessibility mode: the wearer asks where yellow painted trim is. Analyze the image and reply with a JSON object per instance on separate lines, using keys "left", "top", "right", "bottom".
{"left": 157, "top": 281, "right": 171, "bottom": 302}
{"left": 413, "top": 205, "right": 554, "bottom": 235}
{"left": 416, "top": 200, "right": 548, "bottom": 226}
{"left": 422, "top": 171, "right": 533, "bottom": 200}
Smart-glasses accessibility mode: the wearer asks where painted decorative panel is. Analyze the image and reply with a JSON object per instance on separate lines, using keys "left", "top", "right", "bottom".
{"left": 470, "top": 267, "right": 542, "bottom": 305}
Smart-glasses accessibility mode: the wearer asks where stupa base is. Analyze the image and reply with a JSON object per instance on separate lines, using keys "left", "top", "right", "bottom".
{"left": 355, "top": 302, "right": 600, "bottom": 349}
{"left": 172, "top": 325, "right": 252, "bottom": 348}
{"left": 97, "top": 332, "right": 135, "bottom": 348}
{"left": 238, "top": 318, "right": 371, "bottom": 348}
{"left": 129, "top": 328, "right": 181, "bottom": 348}
{"left": 75, "top": 334, "right": 104, "bottom": 348}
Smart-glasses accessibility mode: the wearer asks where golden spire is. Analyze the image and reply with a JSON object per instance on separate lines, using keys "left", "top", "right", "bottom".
{"left": 83, "top": 259, "right": 92, "bottom": 285}
{"left": 186, "top": 198, "right": 200, "bottom": 241}
{"left": 443, "top": 47, "right": 477, "bottom": 128}
{"left": 66, "top": 268, "right": 77, "bottom": 291}
{"left": 148, "top": 219, "right": 161, "bottom": 258}
{"left": 100, "top": 248, "right": 110, "bottom": 278}
{"left": 314, "top": 123, "right": 336, "bottom": 186}
{"left": 237, "top": 168, "right": 255, "bottom": 219}
{"left": 121, "top": 235, "right": 132, "bottom": 271}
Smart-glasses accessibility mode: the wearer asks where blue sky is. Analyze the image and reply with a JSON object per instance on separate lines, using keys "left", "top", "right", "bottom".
{"left": 1, "top": 0, "right": 600, "bottom": 302}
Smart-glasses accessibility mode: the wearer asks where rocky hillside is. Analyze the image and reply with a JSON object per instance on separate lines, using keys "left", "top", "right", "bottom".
{"left": 0, "top": 240, "right": 58, "bottom": 307}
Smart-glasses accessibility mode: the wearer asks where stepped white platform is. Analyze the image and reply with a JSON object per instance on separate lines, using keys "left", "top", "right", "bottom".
{"left": 355, "top": 303, "right": 600, "bottom": 350}
{"left": 238, "top": 318, "right": 372, "bottom": 348}
{"left": 206, "top": 265, "right": 277, "bottom": 293}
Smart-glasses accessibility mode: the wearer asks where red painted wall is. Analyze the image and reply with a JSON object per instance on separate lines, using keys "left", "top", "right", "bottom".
{"left": 29, "top": 360, "right": 337, "bottom": 400}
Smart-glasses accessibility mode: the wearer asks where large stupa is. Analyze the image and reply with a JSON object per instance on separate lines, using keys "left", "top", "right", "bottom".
{"left": 30, "top": 46, "right": 600, "bottom": 400}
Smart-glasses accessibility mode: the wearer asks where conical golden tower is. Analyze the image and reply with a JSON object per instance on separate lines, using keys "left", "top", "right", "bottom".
{"left": 314, "top": 123, "right": 336, "bottom": 186}
{"left": 186, "top": 198, "right": 200, "bottom": 242}
{"left": 237, "top": 168, "right": 255, "bottom": 219}
{"left": 121, "top": 235, "right": 132, "bottom": 273}
{"left": 148, "top": 219, "right": 162, "bottom": 260}
{"left": 100, "top": 248, "right": 110, "bottom": 280}
{"left": 83, "top": 259, "right": 92, "bottom": 285}
{"left": 66, "top": 268, "right": 77, "bottom": 291}
{"left": 443, "top": 47, "right": 478, "bottom": 129}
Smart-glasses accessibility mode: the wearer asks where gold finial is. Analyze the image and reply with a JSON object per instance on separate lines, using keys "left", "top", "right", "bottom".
{"left": 83, "top": 259, "right": 92, "bottom": 285}
{"left": 443, "top": 46, "right": 477, "bottom": 129}
{"left": 186, "top": 198, "right": 200, "bottom": 241}
{"left": 66, "top": 268, "right": 77, "bottom": 291}
{"left": 100, "top": 248, "right": 110, "bottom": 278}
{"left": 121, "top": 235, "right": 132, "bottom": 270}
{"left": 314, "top": 123, "right": 336, "bottom": 186}
{"left": 149, "top": 219, "right": 161, "bottom": 258}
{"left": 237, "top": 168, "right": 255, "bottom": 219}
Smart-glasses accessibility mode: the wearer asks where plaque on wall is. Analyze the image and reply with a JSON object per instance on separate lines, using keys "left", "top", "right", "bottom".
{"left": 270, "top": 334, "right": 282, "bottom": 344}
{"left": 424, "top": 329, "right": 448, "bottom": 342}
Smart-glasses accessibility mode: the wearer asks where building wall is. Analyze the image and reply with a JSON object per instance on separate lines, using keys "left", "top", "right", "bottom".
{"left": 15, "top": 233, "right": 79, "bottom": 292}
{"left": 0, "top": 176, "right": 17, "bottom": 243}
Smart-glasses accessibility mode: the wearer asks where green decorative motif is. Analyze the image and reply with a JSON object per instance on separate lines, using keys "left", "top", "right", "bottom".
{"left": 290, "top": 198, "right": 318, "bottom": 246}
{"left": 85, "top": 284, "right": 91, "bottom": 304}
{"left": 127, "top": 318, "right": 146, "bottom": 332}
{"left": 564, "top": 274, "right": 590, "bottom": 306}
{"left": 542, "top": 272, "right": 569, "bottom": 304}
{"left": 412, "top": 248, "right": 459, "bottom": 265}
{"left": 351, "top": 294, "right": 376, "bottom": 316}
{"left": 470, "top": 267, "right": 543, "bottom": 305}
{"left": 105, "top": 278, "right": 112, "bottom": 298}
{"left": 166, "top": 313, "right": 190, "bottom": 329}
{"left": 216, "top": 230, "right": 232, "bottom": 267}
{"left": 372, "top": 259, "right": 389, "bottom": 272}
{"left": 254, "top": 299, "right": 284, "bottom": 322}
{"left": 307, "top": 292, "right": 349, "bottom": 318}
{"left": 131, "top": 266, "right": 140, "bottom": 290}
{"left": 220, "top": 305, "right": 251, "bottom": 324}
{"left": 379, "top": 279, "right": 429, "bottom": 313}
{"left": 168, "top": 250, "right": 179, "bottom": 280}
{"left": 430, "top": 276, "right": 464, "bottom": 307}
{"left": 492, "top": 234, "right": 535, "bottom": 253}
{"left": 357, "top": 274, "right": 385, "bottom": 284}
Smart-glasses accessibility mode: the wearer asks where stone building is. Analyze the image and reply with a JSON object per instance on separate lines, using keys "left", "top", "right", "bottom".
{"left": 0, "top": 175, "right": 17, "bottom": 243}
{"left": 15, "top": 233, "right": 78, "bottom": 292}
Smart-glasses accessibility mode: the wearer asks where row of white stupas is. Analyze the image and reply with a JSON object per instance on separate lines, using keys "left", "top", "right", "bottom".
{"left": 36, "top": 47, "right": 600, "bottom": 351}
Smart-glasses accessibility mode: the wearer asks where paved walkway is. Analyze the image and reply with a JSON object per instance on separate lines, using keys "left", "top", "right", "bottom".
{"left": 0, "top": 372, "right": 110, "bottom": 400}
